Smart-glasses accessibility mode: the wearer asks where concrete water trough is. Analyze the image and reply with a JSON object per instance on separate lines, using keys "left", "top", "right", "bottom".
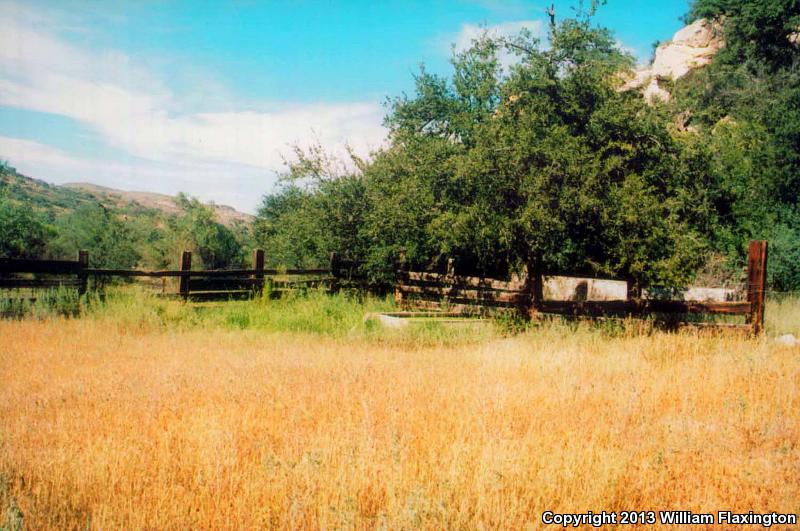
{"left": 364, "top": 311, "right": 491, "bottom": 329}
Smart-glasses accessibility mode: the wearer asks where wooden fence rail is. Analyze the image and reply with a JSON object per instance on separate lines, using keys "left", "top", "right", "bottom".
{"left": 0, "top": 249, "right": 347, "bottom": 301}
{"left": 395, "top": 240, "right": 769, "bottom": 334}
{"left": 0, "top": 252, "right": 91, "bottom": 296}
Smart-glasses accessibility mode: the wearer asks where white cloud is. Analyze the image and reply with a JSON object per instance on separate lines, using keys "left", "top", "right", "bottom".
{"left": 0, "top": 2, "right": 388, "bottom": 211}
{"left": 447, "top": 19, "right": 545, "bottom": 71}
{"left": 616, "top": 40, "right": 646, "bottom": 65}
{"left": 453, "top": 20, "right": 544, "bottom": 53}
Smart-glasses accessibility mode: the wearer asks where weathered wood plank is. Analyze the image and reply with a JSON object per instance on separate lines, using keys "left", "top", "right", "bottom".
{"left": 405, "top": 296, "right": 518, "bottom": 308}
{"left": 271, "top": 278, "right": 334, "bottom": 288}
{"left": 398, "top": 284, "right": 526, "bottom": 304}
{"left": 0, "top": 279, "right": 83, "bottom": 289}
{"left": 674, "top": 322, "right": 753, "bottom": 332}
{"left": 77, "top": 250, "right": 89, "bottom": 295}
{"left": 253, "top": 249, "right": 265, "bottom": 294}
{"left": 84, "top": 268, "right": 162, "bottom": 277}
{"left": 0, "top": 259, "right": 82, "bottom": 274}
{"left": 402, "top": 299, "right": 511, "bottom": 315}
{"left": 187, "top": 278, "right": 260, "bottom": 291}
{"left": 187, "top": 292, "right": 254, "bottom": 301}
{"left": 746, "top": 240, "right": 768, "bottom": 335}
{"left": 179, "top": 250, "right": 191, "bottom": 298}
{"left": 534, "top": 313, "right": 752, "bottom": 331}
{"left": 83, "top": 267, "right": 332, "bottom": 277}
{"left": 405, "top": 271, "right": 525, "bottom": 292}
{"left": 647, "top": 299, "right": 751, "bottom": 315}
{"left": 538, "top": 299, "right": 751, "bottom": 316}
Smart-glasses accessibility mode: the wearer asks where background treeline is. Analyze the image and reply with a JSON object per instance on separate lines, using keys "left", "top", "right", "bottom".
{"left": 1, "top": 0, "right": 798, "bottom": 291}
{"left": 0, "top": 165, "right": 254, "bottom": 270}
{"left": 254, "top": 0, "right": 800, "bottom": 291}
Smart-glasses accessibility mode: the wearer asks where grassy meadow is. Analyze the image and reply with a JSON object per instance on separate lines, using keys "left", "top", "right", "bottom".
{"left": 1, "top": 289, "right": 799, "bottom": 529}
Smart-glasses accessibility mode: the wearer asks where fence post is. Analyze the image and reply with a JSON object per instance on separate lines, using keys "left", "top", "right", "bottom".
{"left": 625, "top": 277, "right": 641, "bottom": 300}
{"left": 253, "top": 249, "right": 265, "bottom": 296}
{"left": 329, "top": 252, "right": 339, "bottom": 293}
{"left": 446, "top": 258, "right": 455, "bottom": 278}
{"left": 329, "top": 252, "right": 339, "bottom": 275}
{"left": 526, "top": 257, "right": 543, "bottom": 320}
{"left": 746, "top": 240, "right": 768, "bottom": 335}
{"left": 394, "top": 248, "right": 407, "bottom": 307}
{"left": 179, "top": 250, "right": 192, "bottom": 299}
{"left": 77, "top": 250, "right": 89, "bottom": 296}
{"left": 443, "top": 257, "right": 457, "bottom": 308}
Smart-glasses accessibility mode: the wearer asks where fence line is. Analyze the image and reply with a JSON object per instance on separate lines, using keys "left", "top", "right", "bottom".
{"left": 0, "top": 249, "right": 350, "bottom": 301}
{"left": 0, "top": 242, "right": 772, "bottom": 334}
{"left": 395, "top": 241, "right": 769, "bottom": 335}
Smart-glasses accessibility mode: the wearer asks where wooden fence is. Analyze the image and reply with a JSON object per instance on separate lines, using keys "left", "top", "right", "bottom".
{"left": 395, "top": 241, "right": 769, "bottom": 334}
{"left": 0, "top": 251, "right": 90, "bottom": 295}
{"left": 0, "top": 242, "right": 771, "bottom": 333}
{"left": 0, "top": 249, "right": 348, "bottom": 301}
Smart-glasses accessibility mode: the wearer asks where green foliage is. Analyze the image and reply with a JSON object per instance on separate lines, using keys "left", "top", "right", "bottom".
{"left": 257, "top": 10, "right": 710, "bottom": 289}
{"left": 0, "top": 196, "right": 53, "bottom": 259}
{"left": 767, "top": 220, "right": 800, "bottom": 291}
{"left": 672, "top": 0, "right": 800, "bottom": 289}
{"left": 254, "top": 186, "right": 323, "bottom": 267}
{"left": 6, "top": 1, "right": 798, "bottom": 293}
{"left": 254, "top": 144, "right": 370, "bottom": 274}
{"left": 52, "top": 204, "right": 140, "bottom": 268}
{"left": 172, "top": 193, "right": 244, "bottom": 269}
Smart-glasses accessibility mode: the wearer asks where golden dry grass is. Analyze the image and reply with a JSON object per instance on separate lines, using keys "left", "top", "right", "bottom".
{"left": 1, "top": 318, "right": 799, "bottom": 529}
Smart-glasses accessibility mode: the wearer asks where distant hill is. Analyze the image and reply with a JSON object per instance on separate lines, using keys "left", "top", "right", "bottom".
{"left": 0, "top": 169, "right": 99, "bottom": 218}
{"left": 63, "top": 182, "right": 253, "bottom": 227}
{"left": 0, "top": 168, "right": 252, "bottom": 228}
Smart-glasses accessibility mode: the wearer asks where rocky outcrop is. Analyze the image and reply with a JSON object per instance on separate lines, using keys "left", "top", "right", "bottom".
{"left": 624, "top": 18, "right": 724, "bottom": 102}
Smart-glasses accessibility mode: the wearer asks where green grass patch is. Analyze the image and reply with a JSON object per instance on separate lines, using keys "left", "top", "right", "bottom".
{"left": 0, "top": 287, "right": 82, "bottom": 319}
{"left": 76, "top": 286, "right": 497, "bottom": 345}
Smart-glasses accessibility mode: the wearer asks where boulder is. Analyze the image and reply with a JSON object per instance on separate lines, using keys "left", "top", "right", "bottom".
{"left": 623, "top": 18, "right": 724, "bottom": 102}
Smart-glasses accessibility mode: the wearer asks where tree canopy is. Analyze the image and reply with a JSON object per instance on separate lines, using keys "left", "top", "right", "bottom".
{"left": 256, "top": 6, "right": 720, "bottom": 288}
{"left": 0, "top": 196, "right": 52, "bottom": 259}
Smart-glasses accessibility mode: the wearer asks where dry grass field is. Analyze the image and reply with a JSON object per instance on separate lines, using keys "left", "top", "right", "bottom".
{"left": 1, "top": 296, "right": 799, "bottom": 529}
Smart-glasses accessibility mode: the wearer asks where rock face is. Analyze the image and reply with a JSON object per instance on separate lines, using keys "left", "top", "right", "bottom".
{"left": 624, "top": 18, "right": 724, "bottom": 102}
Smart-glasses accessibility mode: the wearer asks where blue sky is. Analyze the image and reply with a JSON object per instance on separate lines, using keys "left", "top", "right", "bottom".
{"left": 0, "top": 0, "right": 690, "bottom": 212}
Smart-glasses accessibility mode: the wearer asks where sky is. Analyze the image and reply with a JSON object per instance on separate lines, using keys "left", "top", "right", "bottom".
{"left": 0, "top": 0, "right": 691, "bottom": 213}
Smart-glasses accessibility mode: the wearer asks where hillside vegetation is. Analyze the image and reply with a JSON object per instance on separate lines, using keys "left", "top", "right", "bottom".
{"left": 0, "top": 163, "right": 253, "bottom": 269}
